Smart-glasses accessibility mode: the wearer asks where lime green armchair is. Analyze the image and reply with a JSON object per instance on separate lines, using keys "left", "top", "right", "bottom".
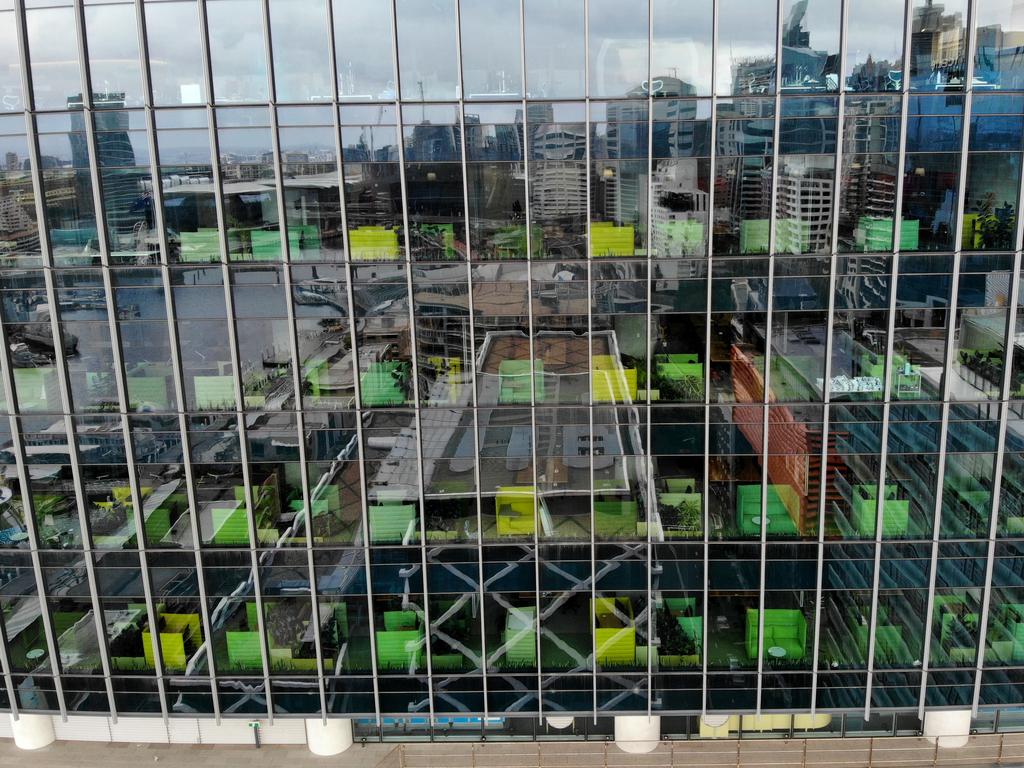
{"left": 746, "top": 608, "right": 807, "bottom": 661}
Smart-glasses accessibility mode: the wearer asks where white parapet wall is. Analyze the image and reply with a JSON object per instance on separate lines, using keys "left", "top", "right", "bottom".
{"left": 923, "top": 710, "right": 971, "bottom": 749}
{"left": 614, "top": 715, "right": 660, "bottom": 754}
{"left": 305, "top": 718, "right": 353, "bottom": 756}
{"left": 10, "top": 714, "right": 56, "bottom": 750}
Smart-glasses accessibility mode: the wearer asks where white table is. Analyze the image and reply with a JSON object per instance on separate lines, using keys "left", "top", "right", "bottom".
{"left": 767, "top": 645, "right": 787, "bottom": 659}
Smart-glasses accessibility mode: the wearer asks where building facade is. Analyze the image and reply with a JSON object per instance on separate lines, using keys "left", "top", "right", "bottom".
{"left": 2, "top": 0, "right": 1024, "bottom": 753}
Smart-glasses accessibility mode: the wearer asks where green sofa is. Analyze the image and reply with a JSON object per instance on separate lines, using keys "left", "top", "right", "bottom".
{"left": 654, "top": 354, "right": 704, "bottom": 400}
{"left": 736, "top": 485, "right": 799, "bottom": 536}
{"left": 746, "top": 608, "right": 807, "bottom": 661}
{"left": 376, "top": 610, "right": 424, "bottom": 671}
{"left": 850, "top": 484, "right": 910, "bottom": 537}
{"left": 498, "top": 359, "right": 545, "bottom": 404}
{"left": 369, "top": 503, "right": 418, "bottom": 544}
{"left": 594, "top": 499, "right": 638, "bottom": 538}
{"left": 501, "top": 607, "right": 537, "bottom": 667}
{"left": 360, "top": 362, "right": 407, "bottom": 407}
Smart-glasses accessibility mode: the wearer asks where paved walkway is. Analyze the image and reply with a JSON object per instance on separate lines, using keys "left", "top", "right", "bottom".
{"left": 4, "top": 732, "right": 1024, "bottom": 768}
{"left": 0, "top": 738, "right": 399, "bottom": 768}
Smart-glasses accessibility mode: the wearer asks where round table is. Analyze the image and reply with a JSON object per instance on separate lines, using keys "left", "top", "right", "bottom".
{"left": 26, "top": 648, "right": 45, "bottom": 661}
{"left": 767, "top": 646, "right": 787, "bottom": 659}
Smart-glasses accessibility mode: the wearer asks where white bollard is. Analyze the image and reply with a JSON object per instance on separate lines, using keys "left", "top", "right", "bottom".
{"left": 10, "top": 714, "right": 56, "bottom": 750}
{"left": 922, "top": 710, "right": 971, "bottom": 749}
{"left": 305, "top": 717, "right": 353, "bottom": 756}
{"left": 614, "top": 715, "right": 660, "bottom": 754}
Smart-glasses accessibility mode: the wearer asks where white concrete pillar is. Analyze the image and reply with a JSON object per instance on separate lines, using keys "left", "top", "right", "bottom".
{"left": 305, "top": 718, "right": 353, "bottom": 756}
{"left": 545, "top": 716, "right": 574, "bottom": 730}
{"left": 614, "top": 715, "right": 660, "bottom": 754}
{"left": 923, "top": 710, "right": 971, "bottom": 749}
{"left": 10, "top": 713, "right": 55, "bottom": 750}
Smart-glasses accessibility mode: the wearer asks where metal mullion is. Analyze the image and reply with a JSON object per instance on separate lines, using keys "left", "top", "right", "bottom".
{"left": 140, "top": 79, "right": 221, "bottom": 710}
{"left": 827, "top": 0, "right": 850, "bottom": 257}
{"left": 0, "top": 342, "right": 30, "bottom": 720}
{"left": 133, "top": 0, "right": 155, "bottom": 109}
{"left": 13, "top": 109, "right": 68, "bottom": 720}
{"left": 589, "top": 259, "right": 596, "bottom": 721}
{"left": 453, "top": 0, "right": 491, "bottom": 722}
{"left": 6, "top": 8, "right": 69, "bottom": 718}
{"left": 645, "top": 0, "right": 655, "bottom": 720}
{"left": 0, "top": 317, "right": 21, "bottom": 715}
{"left": 330, "top": 0, "right": 387, "bottom": 725}
{"left": 194, "top": 0, "right": 216, "bottom": 108}
{"left": 702, "top": 0, "right": 719, "bottom": 719}
{"left": 810, "top": 0, "right": 850, "bottom": 715}
{"left": 581, "top": 0, "right": 597, "bottom": 724}
{"left": 808, "top": 230, "right": 841, "bottom": 717}
{"left": 387, "top": 0, "right": 435, "bottom": 724}
{"left": 24, "top": 119, "right": 109, "bottom": 722}
{"left": 259, "top": 0, "right": 277, "bottom": 105}
{"left": 12, "top": 0, "right": 35, "bottom": 116}
{"left": 204, "top": 101, "right": 276, "bottom": 719}
{"left": 972, "top": 252, "right": 1021, "bottom": 716}
{"left": 754, "top": 254, "right": 775, "bottom": 715}
{"left": 862, "top": 0, "right": 915, "bottom": 720}
{"left": 74, "top": 0, "right": 172, "bottom": 715}
{"left": 765, "top": 0, "right": 784, "bottom": 259}
{"left": 519, "top": 66, "right": 543, "bottom": 727}
{"left": 266, "top": 100, "right": 329, "bottom": 717}
{"left": 916, "top": 0, "right": 977, "bottom": 719}
{"left": 0, "top": 414, "right": 63, "bottom": 716}
{"left": 69, "top": 0, "right": 94, "bottom": 112}
{"left": 327, "top": 79, "right": 383, "bottom": 724}
{"left": 916, "top": 251, "right": 960, "bottom": 720}
{"left": 190, "top": 0, "right": 240, "bottom": 724}
{"left": 518, "top": 0, "right": 548, "bottom": 722}
{"left": 94, "top": 249, "right": 172, "bottom": 720}
{"left": 162, "top": 303, "right": 223, "bottom": 717}
{"left": 39, "top": 272, "right": 117, "bottom": 717}
{"left": 954, "top": 0, "right": 1009, "bottom": 716}
{"left": 134, "top": 89, "right": 223, "bottom": 714}
{"left": 261, "top": 2, "right": 328, "bottom": 712}
{"left": 862, "top": 247, "right": 902, "bottom": 720}
{"left": 754, "top": 0, "right": 786, "bottom": 716}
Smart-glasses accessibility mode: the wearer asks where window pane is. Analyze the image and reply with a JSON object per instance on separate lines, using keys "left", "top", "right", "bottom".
{"left": 0, "top": 6, "right": 23, "bottom": 112}
{"left": 269, "top": 0, "right": 332, "bottom": 103}
{"left": 652, "top": 0, "right": 713, "bottom": 97}
{"left": 845, "top": 0, "right": 906, "bottom": 92}
{"left": 333, "top": 0, "right": 396, "bottom": 101}
{"left": 588, "top": 0, "right": 649, "bottom": 99}
{"left": 524, "top": 0, "right": 585, "bottom": 99}
{"left": 781, "top": 0, "right": 841, "bottom": 93}
{"left": 909, "top": 0, "right": 967, "bottom": 91}
{"left": 396, "top": 0, "right": 459, "bottom": 101}
{"left": 975, "top": 0, "right": 1024, "bottom": 91}
{"left": 145, "top": 0, "right": 207, "bottom": 106}
{"left": 85, "top": 3, "right": 145, "bottom": 108}
{"left": 207, "top": 0, "right": 270, "bottom": 103}
{"left": 461, "top": 0, "right": 522, "bottom": 100}
{"left": 717, "top": 0, "right": 777, "bottom": 96}
{"left": 26, "top": 5, "right": 83, "bottom": 111}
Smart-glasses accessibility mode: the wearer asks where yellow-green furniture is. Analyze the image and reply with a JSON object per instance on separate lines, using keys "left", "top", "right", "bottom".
{"left": 144, "top": 613, "right": 201, "bottom": 671}
{"left": 593, "top": 597, "right": 636, "bottom": 667}
{"left": 495, "top": 487, "right": 536, "bottom": 535}
{"left": 591, "top": 355, "right": 637, "bottom": 403}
